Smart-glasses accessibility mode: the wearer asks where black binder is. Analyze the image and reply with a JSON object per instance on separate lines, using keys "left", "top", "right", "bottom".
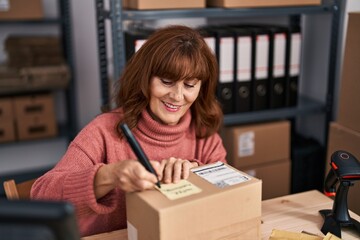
{"left": 287, "top": 25, "right": 302, "bottom": 107}
{"left": 202, "top": 26, "right": 235, "bottom": 114}
{"left": 251, "top": 27, "right": 271, "bottom": 111}
{"left": 228, "top": 26, "right": 253, "bottom": 113}
{"left": 268, "top": 25, "right": 289, "bottom": 109}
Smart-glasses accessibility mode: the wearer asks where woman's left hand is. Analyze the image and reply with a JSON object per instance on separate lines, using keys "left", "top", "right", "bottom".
{"left": 157, "top": 157, "right": 198, "bottom": 184}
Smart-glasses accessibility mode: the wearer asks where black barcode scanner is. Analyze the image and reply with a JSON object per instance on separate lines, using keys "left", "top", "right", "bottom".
{"left": 319, "top": 150, "right": 360, "bottom": 238}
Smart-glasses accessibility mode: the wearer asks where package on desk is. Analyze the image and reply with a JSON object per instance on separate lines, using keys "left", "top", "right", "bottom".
{"left": 126, "top": 162, "right": 262, "bottom": 240}
{"left": 0, "top": 0, "right": 43, "bottom": 20}
{"left": 269, "top": 229, "right": 341, "bottom": 240}
{"left": 206, "top": 0, "right": 321, "bottom": 8}
{"left": 123, "top": 0, "right": 205, "bottom": 10}
{"left": 0, "top": 97, "right": 15, "bottom": 143}
{"left": 221, "top": 120, "right": 290, "bottom": 168}
{"left": 13, "top": 93, "right": 57, "bottom": 141}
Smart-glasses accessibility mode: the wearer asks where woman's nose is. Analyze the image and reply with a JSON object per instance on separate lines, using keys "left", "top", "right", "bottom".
{"left": 170, "top": 85, "right": 184, "bottom": 101}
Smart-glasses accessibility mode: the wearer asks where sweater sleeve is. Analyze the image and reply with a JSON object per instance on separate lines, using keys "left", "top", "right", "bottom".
{"left": 31, "top": 121, "right": 118, "bottom": 216}
{"left": 198, "top": 133, "right": 228, "bottom": 165}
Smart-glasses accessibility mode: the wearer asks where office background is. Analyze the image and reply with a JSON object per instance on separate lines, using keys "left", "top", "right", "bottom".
{"left": 1, "top": 0, "right": 360, "bottom": 198}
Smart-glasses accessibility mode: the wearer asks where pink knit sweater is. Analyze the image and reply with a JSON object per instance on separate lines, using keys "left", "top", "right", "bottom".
{"left": 31, "top": 108, "right": 227, "bottom": 237}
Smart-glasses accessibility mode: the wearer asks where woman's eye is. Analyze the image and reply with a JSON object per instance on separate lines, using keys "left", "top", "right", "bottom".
{"left": 184, "top": 83, "right": 195, "bottom": 88}
{"left": 160, "top": 78, "right": 173, "bottom": 85}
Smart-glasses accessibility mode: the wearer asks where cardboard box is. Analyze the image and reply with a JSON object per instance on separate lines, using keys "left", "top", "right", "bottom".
{"left": 337, "top": 12, "right": 360, "bottom": 133}
{"left": 0, "top": 98, "right": 14, "bottom": 120}
{"left": 222, "top": 120, "right": 290, "bottom": 168}
{"left": 243, "top": 159, "right": 291, "bottom": 200}
{"left": 0, "top": 119, "right": 15, "bottom": 143}
{"left": 206, "top": 0, "right": 321, "bottom": 8}
{"left": 326, "top": 122, "right": 360, "bottom": 215}
{"left": 123, "top": 0, "right": 205, "bottom": 10}
{"left": 126, "top": 162, "right": 262, "bottom": 240}
{"left": 13, "top": 94, "right": 57, "bottom": 141}
{"left": 0, "top": 0, "right": 43, "bottom": 20}
{"left": 13, "top": 94, "right": 55, "bottom": 118}
{"left": 15, "top": 114, "right": 57, "bottom": 141}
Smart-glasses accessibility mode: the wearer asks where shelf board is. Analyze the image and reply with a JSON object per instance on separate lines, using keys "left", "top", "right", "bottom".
{"left": 223, "top": 96, "right": 326, "bottom": 126}
{"left": 121, "top": 5, "right": 332, "bottom": 20}
{"left": 0, "top": 136, "right": 67, "bottom": 176}
{"left": 0, "top": 18, "right": 62, "bottom": 26}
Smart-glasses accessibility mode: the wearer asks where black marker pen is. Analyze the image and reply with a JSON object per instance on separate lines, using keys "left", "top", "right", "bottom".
{"left": 120, "top": 123, "right": 161, "bottom": 188}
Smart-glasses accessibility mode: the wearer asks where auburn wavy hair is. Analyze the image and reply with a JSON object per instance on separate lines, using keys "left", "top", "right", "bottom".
{"left": 112, "top": 25, "right": 222, "bottom": 138}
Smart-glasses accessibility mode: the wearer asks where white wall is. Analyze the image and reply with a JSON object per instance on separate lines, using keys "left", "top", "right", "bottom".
{"left": 71, "top": 0, "right": 102, "bottom": 129}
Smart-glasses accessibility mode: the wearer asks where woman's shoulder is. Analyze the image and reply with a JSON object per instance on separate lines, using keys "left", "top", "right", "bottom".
{"left": 79, "top": 108, "right": 124, "bottom": 133}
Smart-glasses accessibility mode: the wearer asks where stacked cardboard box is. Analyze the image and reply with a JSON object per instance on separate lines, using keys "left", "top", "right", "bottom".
{"left": 123, "top": 0, "right": 205, "bottom": 10}
{"left": 5, "top": 36, "right": 64, "bottom": 68}
{"left": 13, "top": 93, "right": 57, "bottom": 141}
{"left": 206, "top": 0, "right": 321, "bottom": 8}
{"left": 0, "top": 98, "right": 15, "bottom": 143}
{"left": 326, "top": 12, "right": 360, "bottom": 215}
{"left": 0, "top": 0, "right": 43, "bottom": 20}
{"left": 0, "top": 64, "right": 70, "bottom": 94}
{"left": 222, "top": 120, "right": 291, "bottom": 200}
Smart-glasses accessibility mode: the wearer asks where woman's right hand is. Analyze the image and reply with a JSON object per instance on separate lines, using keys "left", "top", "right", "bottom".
{"left": 94, "top": 160, "right": 160, "bottom": 199}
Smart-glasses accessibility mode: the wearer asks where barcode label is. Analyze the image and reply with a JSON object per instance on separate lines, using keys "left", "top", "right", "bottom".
{"left": 0, "top": 0, "right": 9, "bottom": 11}
{"left": 192, "top": 162, "right": 250, "bottom": 188}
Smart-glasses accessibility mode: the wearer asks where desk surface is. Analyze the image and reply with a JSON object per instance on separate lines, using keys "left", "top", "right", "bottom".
{"left": 82, "top": 190, "right": 360, "bottom": 240}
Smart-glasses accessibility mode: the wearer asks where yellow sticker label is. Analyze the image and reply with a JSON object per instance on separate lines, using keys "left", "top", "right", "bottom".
{"left": 156, "top": 179, "right": 202, "bottom": 200}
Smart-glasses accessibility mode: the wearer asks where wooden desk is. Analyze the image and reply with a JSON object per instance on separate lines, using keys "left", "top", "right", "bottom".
{"left": 82, "top": 190, "right": 360, "bottom": 240}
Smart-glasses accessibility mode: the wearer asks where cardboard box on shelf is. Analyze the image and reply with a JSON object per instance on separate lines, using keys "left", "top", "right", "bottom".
{"left": 337, "top": 12, "right": 360, "bottom": 133}
{"left": 13, "top": 94, "right": 57, "bottom": 141}
{"left": 0, "top": 0, "right": 43, "bottom": 20}
{"left": 0, "top": 118, "right": 15, "bottom": 143}
{"left": 15, "top": 114, "right": 57, "bottom": 141}
{"left": 126, "top": 162, "right": 262, "bottom": 240}
{"left": 0, "top": 98, "right": 14, "bottom": 120}
{"left": 326, "top": 122, "right": 360, "bottom": 215}
{"left": 222, "top": 120, "right": 290, "bottom": 168}
{"left": 13, "top": 94, "right": 55, "bottom": 118}
{"left": 243, "top": 159, "right": 291, "bottom": 200}
{"left": 0, "top": 65, "right": 70, "bottom": 94}
{"left": 123, "top": 0, "right": 205, "bottom": 10}
{"left": 206, "top": 0, "right": 321, "bottom": 8}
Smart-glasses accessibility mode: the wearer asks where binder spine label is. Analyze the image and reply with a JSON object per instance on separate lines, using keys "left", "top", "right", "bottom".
{"left": 204, "top": 37, "right": 216, "bottom": 55}
{"left": 255, "top": 34, "right": 269, "bottom": 80}
{"left": 135, "top": 39, "right": 147, "bottom": 52}
{"left": 219, "top": 37, "right": 235, "bottom": 83}
{"left": 237, "top": 36, "right": 252, "bottom": 82}
{"left": 290, "top": 33, "right": 301, "bottom": 76}
{"left": 274, "top": 33, "right": 286, "bottom": 77}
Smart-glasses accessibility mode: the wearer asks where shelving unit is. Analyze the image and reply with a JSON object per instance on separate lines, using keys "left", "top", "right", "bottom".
{"left": 94, "top": 0, "right": 346, "bottom": 194}
{"left": 95, "top": 0, "right": 342, "bottom": 131}
{"left": 0, "top": 0, "right": 77, "bottom": 180}
{"left": 0, "top": 0, "right": 77, "bottom": 140}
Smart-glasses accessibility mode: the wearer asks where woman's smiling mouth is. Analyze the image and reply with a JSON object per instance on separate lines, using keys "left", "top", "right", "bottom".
{"left": 162, "top": 101, "right": 182, "bottom": 112}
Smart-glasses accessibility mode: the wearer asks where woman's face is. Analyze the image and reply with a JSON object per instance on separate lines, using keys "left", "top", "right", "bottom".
{"left": 149, "top": 76, "right": 201, "bottom": 125}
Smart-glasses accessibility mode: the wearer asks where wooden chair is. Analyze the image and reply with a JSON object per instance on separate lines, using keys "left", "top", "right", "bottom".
{"left": 3, "top": 178, "right": 37, "bottom": 200}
